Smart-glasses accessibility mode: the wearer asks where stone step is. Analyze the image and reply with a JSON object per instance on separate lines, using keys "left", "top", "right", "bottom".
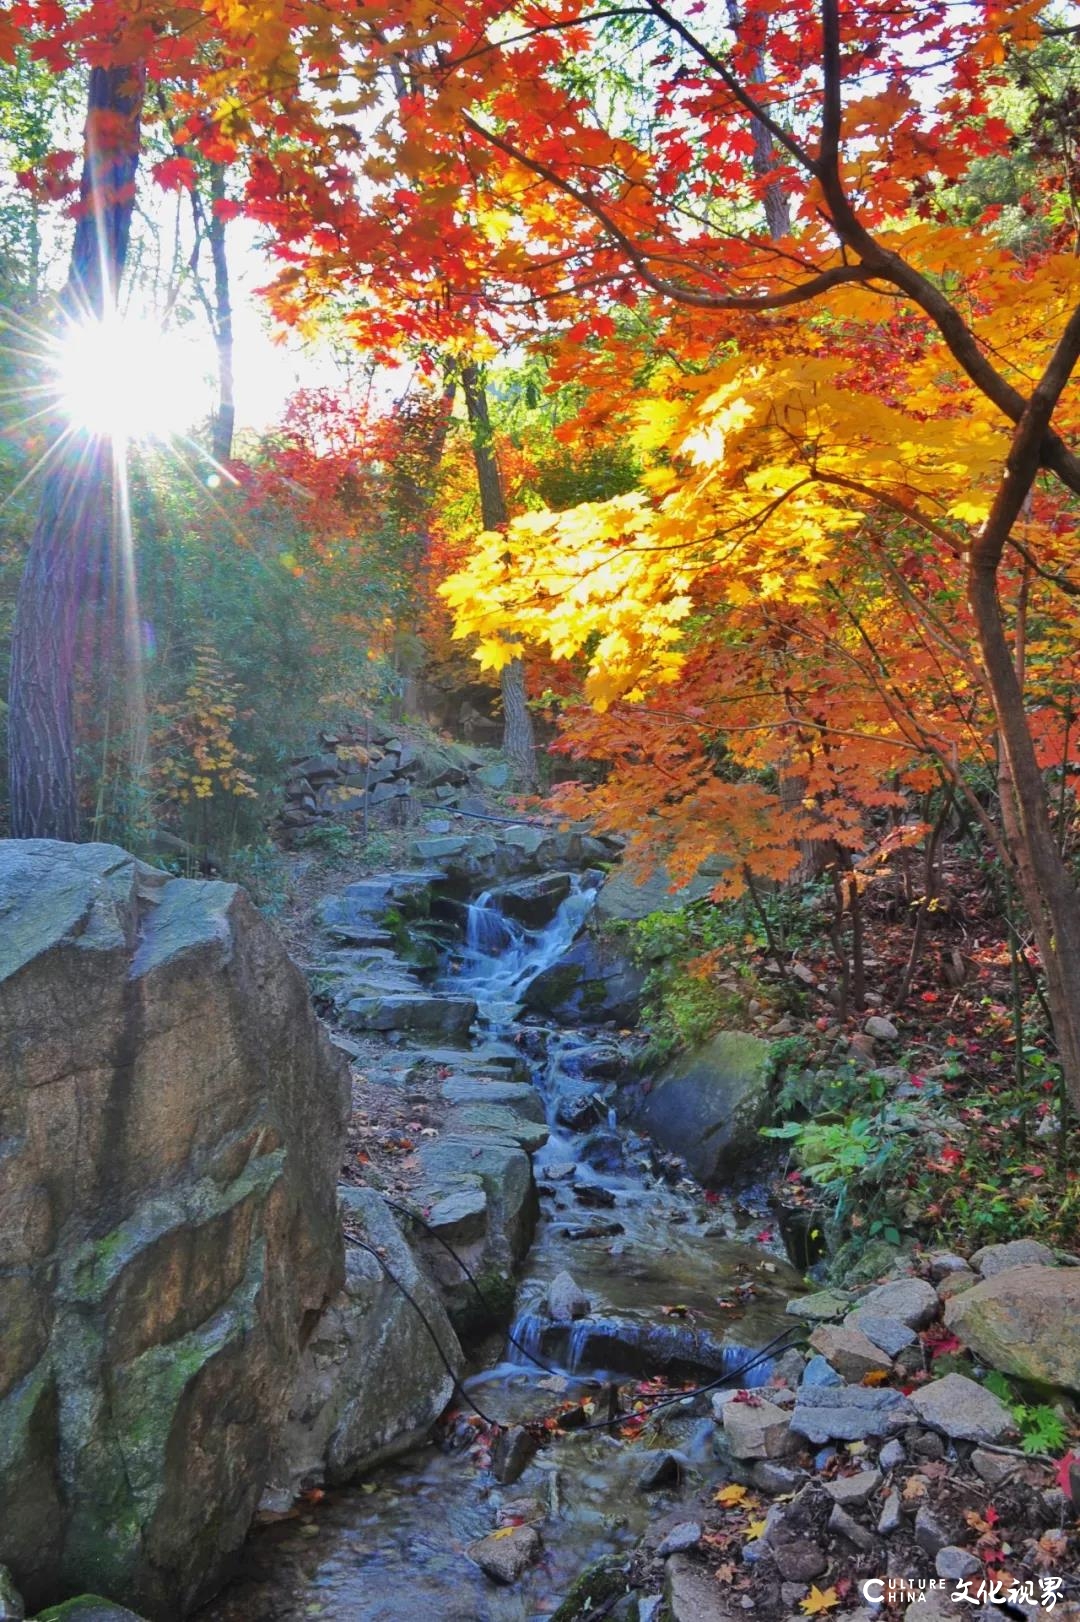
{"left": 337, "top": 993, "right": 477, "bottom": 1040}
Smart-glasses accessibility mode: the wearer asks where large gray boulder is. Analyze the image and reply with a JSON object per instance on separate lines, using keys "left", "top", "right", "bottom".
{"left": 633, "top": 1031, "right": 773, "bottom": 1184}
{"left": 945, "top": 1265, "right": 1080, "bottom": 1393}
{"left": 0, "top": 841, "right": 350, "bottom": 1619}
{"left": 261, "top": 1188, "right": 462, "bottom": 1508}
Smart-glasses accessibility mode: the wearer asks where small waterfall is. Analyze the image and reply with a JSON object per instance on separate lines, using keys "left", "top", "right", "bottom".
{"left": 447, "top": 874, "right": 600, "bottom": 1020}
{"left": 566, "top": 1319, "right": 594, "bottom": 1372}
{"left": 506, "top": 1310, "right": 546, "bottom": 1367}
{"left": 465, "top": 892, "right": 511, "bottom": 954}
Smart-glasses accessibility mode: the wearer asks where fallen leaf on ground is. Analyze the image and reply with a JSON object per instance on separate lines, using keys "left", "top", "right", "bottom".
{"left": 801, "top": 1586, "right": 840, "bottom": 1614}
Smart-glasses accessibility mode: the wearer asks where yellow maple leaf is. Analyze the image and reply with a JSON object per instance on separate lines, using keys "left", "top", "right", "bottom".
{"left": 713, "top": 1483, "right": 749, "bottom": 1507}
{"left": 801, "top": 1587, "right": 840, "bottom": 1615}
{"left": 744, "top": 1518, "right": 768, "bottom": 1539}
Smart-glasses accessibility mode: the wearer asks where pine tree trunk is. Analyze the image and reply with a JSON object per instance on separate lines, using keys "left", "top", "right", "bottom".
{"left": 460, "top": 361, "right": 538, "bottom": 788}
{"left": 7, "top": 62, "right": 144, "bottom": 839}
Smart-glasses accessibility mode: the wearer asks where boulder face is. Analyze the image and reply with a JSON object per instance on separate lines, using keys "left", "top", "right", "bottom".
{"left": 944, "top": 1264, "right": 1080, "bottom": 1394}
{"left": 261, "top": 1187, "right": 462, "bottom": 1509}
{"left": 521, "top": 933, "right": 644, "bottom": 1027}
{"left": 632, "top": 1031, "right": 773, "bottom": 1184}
{"left": 0, "top": 841, "right": 350, "bottom": 1620}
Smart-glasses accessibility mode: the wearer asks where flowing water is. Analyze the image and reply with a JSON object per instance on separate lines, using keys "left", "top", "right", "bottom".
{"left": 202, "top": 877, "right": 799, "bottom": 1621}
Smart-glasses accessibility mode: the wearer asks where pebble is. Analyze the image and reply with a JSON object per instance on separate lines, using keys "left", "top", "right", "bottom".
{"left": 825, "top": 1468, "right": 882, "bottom": 1507}
{"left": 914, "top": 1504, "right": 952, "bottom": 1556}
{"left": 970, "top": 1447, "right": 1021, "bottom": 1488}
{"left": 829, "top": 1503, "right": 877, "bottom": 1552}
{"left": 845, "top": 1309, "right": 916, "bottom": 1357}
{"left": 878, "top": 1438, "right": 905, "bottom": 1471}
{"left": 878, "top": 1489, "right": 902, "bottom": 1534}
{"left": 467, "top": 1524, "right": 542, "bottom": 1585}
{"left": 657, "top": 1521, "right": 702, "bottom": 1557}
{"left": 637, "top": 1451, "right": 682, "bottom": 1492}
{"left": 935, "top": 1545, "right": 982, "bottom": 1581}
{"left": 801, "top": 1355, "right": 843, "bottom": 1389}
{"left": 864, "top": 1015, "right": 899, "bottom": 1040}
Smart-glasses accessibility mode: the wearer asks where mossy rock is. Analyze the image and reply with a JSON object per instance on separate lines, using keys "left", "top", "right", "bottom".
{"left": 549, "top": 1557, "right": 633, "bottom": 1621}
{"left": 33, "top": 1599, "right": 148, "bottom": 1621}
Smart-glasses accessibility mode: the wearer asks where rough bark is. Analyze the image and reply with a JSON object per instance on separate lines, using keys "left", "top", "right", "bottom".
{"left": 207, "top": 162, "right": 235, "bottom": 463}
{"left": 460, "top": 361, "right": 538, "bottom": 787}
{"left": 7, "top": 62, "right": 144, "bottom": 839}
{"left": 965, "top": 305, "right": 1080, "bottom": 1114}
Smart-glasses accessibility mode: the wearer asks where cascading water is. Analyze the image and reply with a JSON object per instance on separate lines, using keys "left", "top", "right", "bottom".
{"left": 447, "top": 872, "right": 601, "bottom": 1027}
{"left": 201, "top": 854, "right": 799, "bottom": 1622}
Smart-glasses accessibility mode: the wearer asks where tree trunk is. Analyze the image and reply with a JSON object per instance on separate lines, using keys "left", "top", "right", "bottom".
{"left": 207, "top": 163, "right": 235, "bottom": 463}
{"left": 7, "top": 61, "right": 144, "bottom": 840}
{"left": 969, "top": 552, "right": 1080, "bottom": 1115}
{"left": 460, "top": 361, "right": 538, "bottom": 787}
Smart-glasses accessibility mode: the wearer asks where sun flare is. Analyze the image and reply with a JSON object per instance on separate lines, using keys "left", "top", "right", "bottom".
{"left": 54, "top": 315, "right": 211, "bottom": 442}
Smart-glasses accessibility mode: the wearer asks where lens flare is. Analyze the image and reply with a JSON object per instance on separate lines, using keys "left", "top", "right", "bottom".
{"left": 54, "top": 315, "right": 210, "bottom": 441}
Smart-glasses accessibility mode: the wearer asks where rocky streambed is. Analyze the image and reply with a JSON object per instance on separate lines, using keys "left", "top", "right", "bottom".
{"left": 197, "top": 826, "right": 806, "bottom": 1620}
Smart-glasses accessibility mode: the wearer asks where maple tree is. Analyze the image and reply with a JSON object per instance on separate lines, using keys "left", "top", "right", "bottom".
{"left": 8, "top": 0, "right": 1080, "bottom": 1109}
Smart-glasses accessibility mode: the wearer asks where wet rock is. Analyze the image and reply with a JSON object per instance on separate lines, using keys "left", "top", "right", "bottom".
{"left": 845, "top": 1311, "right": 916, "bottom": 1357}
{"left": 910, "top": 1373, "right": 1018, "bottom": 1444}
{"left": 790, "top": 1386, "right": 914, "bottom": 1444}
{"left": 829, "top": 1504, "right": 877, "bottom": 1552}
{"left": 555, "top": 1093, "right": 604, "bottom": 1132}
{"left": 664, "top": 1554, "right": 737, "bottom": 1621}
{"left": 492, "top": 1426, "right": 539, "bottom": 1486}
{"left": 523, "top": 934, "right": 644, "bottom": 1027}
{"left": 31, "top": 1603, "right": 148, "bottom": 1621}
{"left": 857, "top": 1277, "right": 940, "bottom": 1330}
{"left": 657, "top": 1522, "right": 703, "bottom": 1557}
{"left": 0, "top": 840, "right": 349, "bottom": 1618}
{"left": 969, "top": 1239, "right": 1055, "bottom": 1276}
{"left": 0, "top": 1568, "right": 22, "bottom": 1622}
{"left": 936, "top": 1546, "right": 982, "bottom": 1581}
{"left": 577, "top": 1127, "right": 626, "bottom": 1174}
{"left": 637, "top": 1451, "right": 683, "bottom": 1492}
{"left": 633, "top": 1032, "right": 773, "bottom": 1184}
{"left": 719, "top": 1395, "right": 796, "bottom": 1460}
{"left": 786, "top": 1290, "right": 853, "bottom": 1323}
{"left": 488, "top": 873, "right": 573, "bottom": 928}
{"left": 825, "top": 1469, "right": 882, "bottom": 1507}
{"left": 809, "top": 1325, "right": 893, "bottom": 1382}
{"left": 467, "top": 1523, "right": 542, "bottom": 1584}
{"left": 544, "top": 1271, "right": 591, "bottom": 1322}
{"left": 561, "top": 1220, "right": 625, "bottom": 1241}
{"left": 945, "top": 1266, "right": 1080, "bottom": 1393}
{"left": 573, "top": 1183, "right": 617, "bottom": 1209}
